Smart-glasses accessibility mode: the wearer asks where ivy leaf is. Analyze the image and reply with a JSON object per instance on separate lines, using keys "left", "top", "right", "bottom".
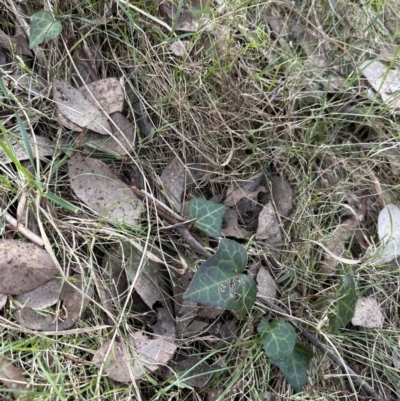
{"left": 332, "top": 274, "right": 357, "bottom": 331}
{"left": 184, "top": 239, "right": 256, "bottom": 318}
{"left": 188, "top": 198, "right": 226, "bottom": 237}
{"left": 29, "top": 11, "right": 62, "bottom": 49}
{"left": 258, "top": 319, "right": 296, "bottom": 361}
{"left": 272, "top": 344, "right": 313, "bottom": 393}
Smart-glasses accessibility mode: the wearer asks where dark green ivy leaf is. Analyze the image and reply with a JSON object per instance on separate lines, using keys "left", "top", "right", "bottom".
{"left": 258, "top": 319, "right": 296, "bottom": 361}
{"left": 184, "top": 239, "right": 256, "bottom": 318}
{"left": 332, "top": 274, "right": 357, "bottom": 331}
{"left": 188, "top": 198, "right": 226, "bottom": 237}
{"left": 29, "top": 11, "right": 62, "bottom": 49}
{"left": 272, "top": 344, "right": 313, "bottom": 393}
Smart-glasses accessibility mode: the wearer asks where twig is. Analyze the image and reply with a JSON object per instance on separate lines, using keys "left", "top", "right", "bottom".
{"left": 2, "top": 210, "right": 44, "bottom": 247}
{"left": 257, "top": 297, "right": 386, "bottom": 401}
{"left": 132, "top": 187, "right": 212, "bottom": 258}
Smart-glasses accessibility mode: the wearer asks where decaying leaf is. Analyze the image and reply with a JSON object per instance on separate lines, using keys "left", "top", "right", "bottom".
{"left": 68, "top": 152, "right": 142, "bottom": 225}
{"left": 0, "top": 357, "right": 33, "bottom": 400}
{"left": 0, "top": 240, "right": 59, "bottom": 295}
{"left": 0, "top": 30, "right": 32, "bottom": 57}
{"left": 160, "top": 157, "right": 188, "bottom": 211}
{"left": 168, "top": 357, "right": 212, "bottom": 388}
{"left": 257, "top": 267, "right": 277, "bottom": 300}
{"left": 14, "top": 277, "right": 92, "bottom": 331}
{"left": 270, "top": 175, "right": 293, "bottom": 218}
{"left": 80, "top": 78, "right": 124, "bottom": 115}
{"left": 351, "top": 297, "right": 384, "bottom": 328}
{"left": 153, "top": 307, "right": 176, "bottom": 339}
{"left": 53, "top": 79, "right": 111, "bottom": 135}
{"left": 360, "top": 60, "right": 400, "bottom": 109}
{"left": 92, "top": 332, "right": 177, "bottom": 383}
{"left": 256, "top": 201, "right": 282, "bottom": 245}
{"left": 72, "top": 44, "right": 99, "bottom": 86}
{"left": 170, "top": 40, "right": 192, "bottom": 56}
{"left": 0, "top": 294, "right": 7, "bottom": 309}
{"left": 371, "top": 203, "right": 400, "bottom": 266}
{"left": 222, "top": 208, "right": 249, "bottom": 238}
{"left": 6, "top": 74, "right": 48, "bottom": 97}
{"left": 0, "top": 134, "right": 54, "bottom": 165}
{"left": 159, "top": 1, "right": 204, "bottom": 32}
{"left": 14, "top": 278, "right": 62, "bottom": 310}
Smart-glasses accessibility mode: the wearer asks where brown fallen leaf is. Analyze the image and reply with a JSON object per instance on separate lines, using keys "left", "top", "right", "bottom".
{"left": 0, "top": 240, "right": 59, "bottom": 295}
{"left": 72, "top": 44, "right": 99, "bottom": 86}
{"left": 68, "top": 152, "right": 142, "bottom": 225}
{"left": 0, "top": 294, "right": 7, "bottom": 309}
{"left": 221, "top": 209, "right": 249, "bottom": 238}
{"left": 270, "top": 175, "right": 293, "bottom": 218}
{"left": 0, "top": 30, "right": 32, "bottom": 58}
{"left": 6, "top": 74, "right": 48, "bottom": 97}
{"left": 0, "top": 357, "right": 33, "bottom": 400}
{"left": 80, "top": 78, "right": 124, "bottom": 115}
{"left": 168, "top": 357, "right": 212, "bottom": 388}
{"left": 256, "top": 201, "right": 282, "bottom": 245}
{"left": 93, "top": 332, "right": 177, "bottom": 383}
{"left": 53, "top": 79, "right": 111, "bottom": 135}
{"left": 14, "top": 277, "right": 92, "bottom": 331}
{"left": 257, "top": 267, "right": 277, "bottom": 300}
{"left": 153, "top": 307, "right": 176, "bottom": 339}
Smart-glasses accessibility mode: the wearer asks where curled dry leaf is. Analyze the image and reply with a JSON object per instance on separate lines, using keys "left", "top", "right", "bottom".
{"left": 270, "top": 175, "right": 293, "bottom": 218}
{"left": 351, "top": 297, "right": 384, "bottom": 328}
{"left": 80, "top": 78, "right": 124, "bottom": 115}
{"left": 0, "top": 239, "right": 58, "bottom": 295}
{"left": 92, "top": 332, "right": 177, "bottom": 383}
{"left": 0, "top": 134, "right": 54, "bottom": 165}
{"left": 68, "top": 152, "right": 142, "bottom": 225}
{"left": 0, "top": 357, "right": 33, "bottom": 400}
{"left": 14, "top": 278, "right": 63, "bottom": 310}
{"left": 371, "top": 203, "right": 400, "bottom": 266}
{"left": 53, "top": 79, "right": 111, "bottom": 135}
{"left": 360, "top": 60, "right": 400, "bottom": 109}
{"left": 14, "top": 277, "right": 92, "bottom": 331}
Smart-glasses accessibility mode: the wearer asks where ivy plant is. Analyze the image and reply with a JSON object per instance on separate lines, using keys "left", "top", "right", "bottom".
{"left": 29, "top": 11, "right": 62, "bottom": 49}
{"left": 258, "top": 318, "right": 313, "bottom": 392}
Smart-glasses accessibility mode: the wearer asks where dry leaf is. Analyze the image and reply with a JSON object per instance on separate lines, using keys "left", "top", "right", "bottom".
{"left": 72, "top": 44, "right": 99, "bottom": 86}
{"left": 0, "top": 240, "right": 58, "bottom": 295}
{"left": 170, "top": 40, "right": 192, "bottom": 56}
{"left": 6, "top": 74, "right": 48, "bottom": 97}
{"left": 183, "top": 320, "right": 209, "bottom": 338}
{"left": 93, "top": 332, "right": 177, "bottom": 383}
{"left": 160, "top": 157, "right": 188, "bottom": 211}
{"left": 371, "top": 203, "right": 400, "bottom": 266}
{"left": 257, "top": 267, "right": 277, "bottom": 300}
{"left": 55, "top": 108, "right": 82, "bottom": 132}
{"left": 351, "top": 297, "right": 384, "bottom": 328}
{"left": 360, "top": 60, "right": 400, "bottom": 109}
{"left": 0, "top": 357, "right": 33, "bottom": 400}
{"left": 153, "top": 307, "right": 176, "bottom": 339}
{"left": 256, "top": 201, "right": 282, "bottom": 244}
{"left": 68, "top": 152, "right": 142, "bottom": 225}
{"left": 0, "top": 134, "right": 54, "bottom": 165}
{"left": 169, "top": 357, "right": 212, "bottom": 388}
{"left": 53, "top": 79, "right": 111, "bottom": 135}
{"left": 159, "top": 2, "right": 202, "bottom": 32}
{"left": 0, "top": 294, "right": 7, "bottom": 309}
{"left": 80, "top": 78, "right": 124, "bottom": 115}
{"left": 14, "top": 278, "right": 63, "bottom": 310}
{"left": 270, "top": 176, "right": 293, "bottom": 218}
{"left": 0, "top": 30, "right": 32, "bottom": 57}
{"left": 14, "top": 277, "right": 92, "bottom": 331}
{"left": 221, "top": 209, "right": 249, "bottom": 238}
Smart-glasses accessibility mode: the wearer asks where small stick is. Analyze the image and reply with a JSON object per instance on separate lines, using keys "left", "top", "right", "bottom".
{"left": 3, "top": 211, "right": 44, "bottom": 247}
{"left": 132, "top": 187, "right": 212, "bottom": 258}
{"left": 258, "top": 297, "right": 385, "bottom": 401}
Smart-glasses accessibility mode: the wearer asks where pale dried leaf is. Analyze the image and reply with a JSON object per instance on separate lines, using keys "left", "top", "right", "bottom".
{"left": 0, "top": 240, "right": 58, "bottom": 295}
{"left": 14, "top": 277, "right": 92, "bottom": 331}
{"left": 371, "top": 203, "right": 400, "bottom": 266}
{"left": 383, "top": 147, "right": 400, "bottom": 175}
{"left": 319, "top": 216, "right": 359, "bottom": 275}
{"left": 159, "top": 2, "right": 201, "bottom": 32}
{"left": 0, "top": 134, "right": 54, "bottom": 164}
{"left": 0, "top": 30, "right": 32, "bottom": 57}
{"left": 256, "top": 202, "right": 282, "bottom": 244}
{"left": 0, "top": 357, "right": 33, "bottom": 400}
{"left": 80, "top": 78, "right": 124, "bottom": 115}
{"left": 0, "top": 294, "right": 7, "bottom": 309}
{"left": 224, "top": 188, "right": 253, "bottom": 207}
{"left": 53, "top": 79, "right": 111, "bottom": 135}
{"left": 68, "top": 152, "right": 142, "bottom": 225}
{"left": 7, "top": 74, "right": 47, "bottom": 97}
{"left": 351, "top": 297, "right": 384, "bottom": 328}
{"left": 170, "top": 40, "right": 192, "bottom": 56}
{"left": 183, "top": 320, "right": 209, "bottom": 338}
{"left": 14, "top": 278, "right": 62, "bottom": 310}
{"left": 221, "top": 209, "right": 249, "bottom": 238}
{"left": 72, "top": 44, "right": 99, "bottom": 86}
{"left": 226, "top": 173, "right": 263, "bottom": 196}
{"left": 169, "top": 357, "right": 212, "bottom": 388}
{"left": 160, "top": 157, "right": 187, "bottom": 211}
{"left": 360, "top": 60, "right": 400, "bottom": 108}
{"left": 256, "top": 267, "right": 277, "bottom": 300}
{"left": 55, "top": 109, "right": 82, "bottom": 132}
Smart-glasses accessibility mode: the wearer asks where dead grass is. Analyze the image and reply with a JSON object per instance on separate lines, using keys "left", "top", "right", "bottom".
{"left": 1, "top": 0, "right": 400, "bottom": 400}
